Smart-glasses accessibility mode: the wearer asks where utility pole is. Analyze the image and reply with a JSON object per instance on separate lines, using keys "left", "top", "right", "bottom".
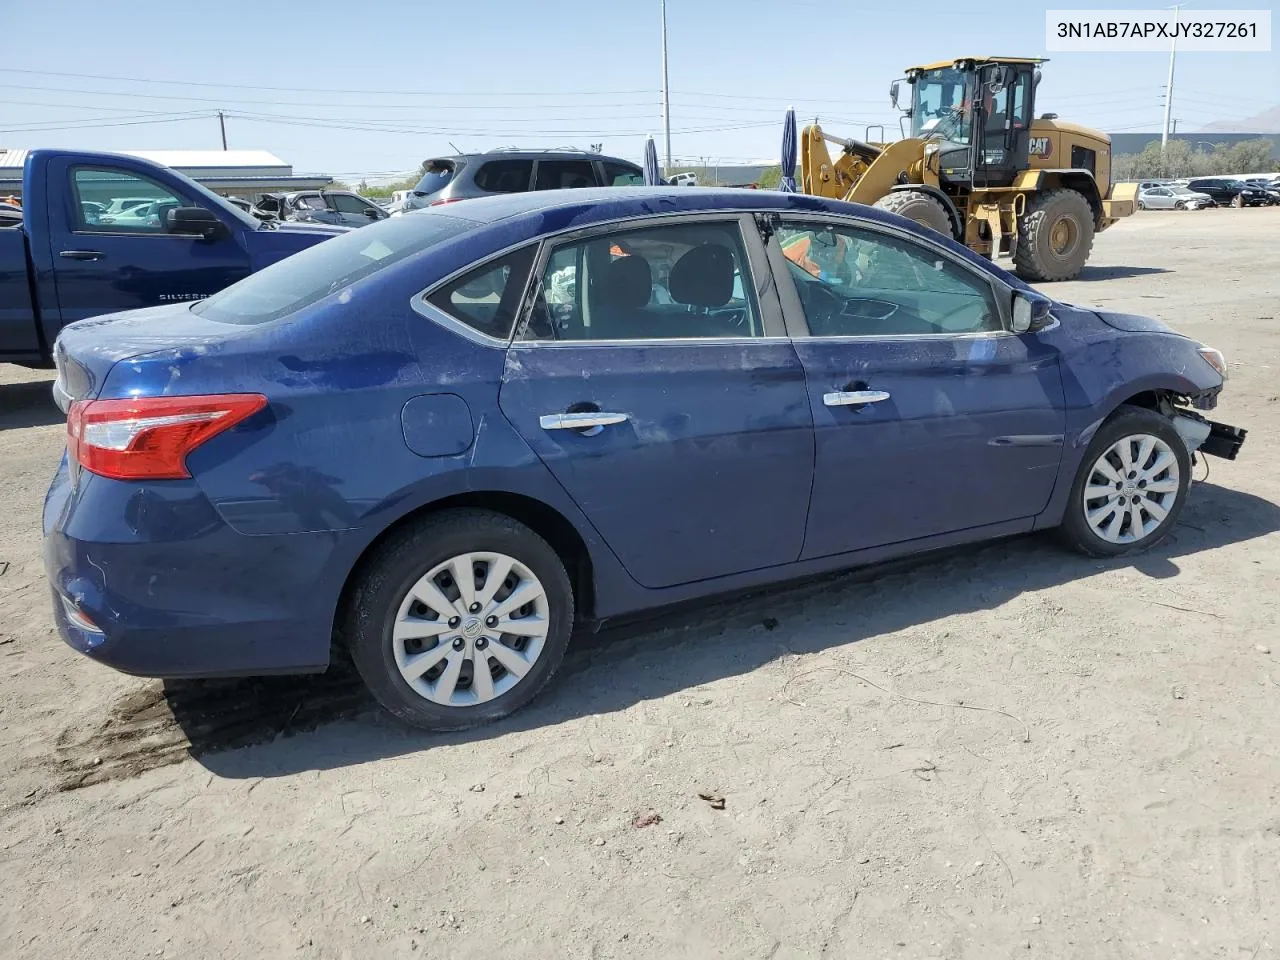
{"left": 218, "top": 111, "right": 228, "bottom": 150}
{"left": 1161, "top": 3, "right": 1185, "bottom": 152}
{"left": 660, "top": 0, "right": 672, "bottom": 174}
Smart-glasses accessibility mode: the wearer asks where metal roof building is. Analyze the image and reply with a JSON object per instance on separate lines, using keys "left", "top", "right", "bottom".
{"left": 0, "top": 148, "right": 332, "bottom": 198}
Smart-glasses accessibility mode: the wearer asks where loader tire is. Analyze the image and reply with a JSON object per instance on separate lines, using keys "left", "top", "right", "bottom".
{"left": 1014, "top": 188, "right": 1095, "bottom": 282}
{"left": 873, "top": 191, "right": 955, "bottom": 238}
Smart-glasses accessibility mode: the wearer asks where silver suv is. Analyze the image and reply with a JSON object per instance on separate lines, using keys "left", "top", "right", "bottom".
{"left": 401, "top": 148, "right": 645, "bottom": 211}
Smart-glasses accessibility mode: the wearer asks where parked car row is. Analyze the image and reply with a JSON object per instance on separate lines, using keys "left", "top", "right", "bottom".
{"left": 1133, "top": 176, "right": 1278, "bottom": 211}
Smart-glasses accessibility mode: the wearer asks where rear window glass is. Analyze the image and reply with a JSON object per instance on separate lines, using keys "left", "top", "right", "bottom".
{"left": 192, "top": 214, "right": 473, "bottom": 325}
{"left": 413, "top": 159, "right": 460, "bottom": 197}
{"left": 473, "top": 160, "right": 534, "bottom": 193}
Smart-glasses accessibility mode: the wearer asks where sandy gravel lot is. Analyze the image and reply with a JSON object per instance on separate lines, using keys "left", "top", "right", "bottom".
{"left": 1, "top": 208, "right": 1277, "bottom": 959}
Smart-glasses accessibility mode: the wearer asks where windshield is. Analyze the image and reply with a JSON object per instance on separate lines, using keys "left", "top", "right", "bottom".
{"left": 910, "top": 67, "right": 973, "bottom": 144}
{"left": 413, "top": 160, "right": 461, "bottom": 197}
{"left": 192, "top": 213, "right": 474, "bottom": 325}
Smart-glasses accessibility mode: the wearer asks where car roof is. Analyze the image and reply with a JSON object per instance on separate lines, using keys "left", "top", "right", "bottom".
{"left": 425, "top": 151, "right": 640, "bottom": 164}
{"left": 433, "top": 186, "right": 821, "bottom": 226}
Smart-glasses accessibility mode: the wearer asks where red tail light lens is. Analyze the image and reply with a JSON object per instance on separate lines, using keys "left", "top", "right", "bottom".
{"left": 429, "top": 197, "right": 465, "bottom": 206}
{"left": 67, "top": 394, "right": 267, "bottom": 480}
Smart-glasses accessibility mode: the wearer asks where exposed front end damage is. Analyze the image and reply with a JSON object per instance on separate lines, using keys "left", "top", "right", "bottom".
{"left": 1152, "top": 391, "right": 1248, "bottom": 463}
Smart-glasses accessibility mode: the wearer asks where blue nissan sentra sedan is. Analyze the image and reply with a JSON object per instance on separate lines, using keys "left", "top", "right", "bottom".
{"left": 44, "top": 188, "right": 1246, "bottom": 730}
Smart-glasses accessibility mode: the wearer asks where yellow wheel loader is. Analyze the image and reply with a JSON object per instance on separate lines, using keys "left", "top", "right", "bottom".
{"left": 798, "top": 57, "right": 1138, "bottom": 281}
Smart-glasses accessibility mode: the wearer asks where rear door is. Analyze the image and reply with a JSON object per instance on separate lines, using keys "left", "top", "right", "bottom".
{"left": 769, "top": 216, "right": 1065, "bottom": 559}
{"left": 497, "top": 214, "right": 815, "bottom": 589}
{"left": 43, "top": 157, "right": 250, "bottom": 328}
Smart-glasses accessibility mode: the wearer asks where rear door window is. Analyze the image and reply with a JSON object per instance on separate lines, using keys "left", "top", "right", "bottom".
{"left": 473, "top": 160, "right": 534, "bottom": 194}
{"left": 534, "top": 160, "right": 598, "bottom": 190}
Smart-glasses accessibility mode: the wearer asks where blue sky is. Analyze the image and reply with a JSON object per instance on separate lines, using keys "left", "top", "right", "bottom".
{"left": 3, "top": 0, "right": 1276, "bottom": 180}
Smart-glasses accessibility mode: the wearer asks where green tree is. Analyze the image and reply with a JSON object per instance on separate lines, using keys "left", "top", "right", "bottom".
{"left": 757, "top": 165, "right": 782, "bottom": 189}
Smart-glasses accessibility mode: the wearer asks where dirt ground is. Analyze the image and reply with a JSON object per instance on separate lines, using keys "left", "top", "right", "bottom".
{"left": 1, "top": 208, "right": 1277, "bottom": 960}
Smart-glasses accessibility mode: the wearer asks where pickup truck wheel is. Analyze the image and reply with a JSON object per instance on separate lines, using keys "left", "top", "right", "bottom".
{"left": 1058, "top": 406, "right": 1190, "bottom": 558}
{"left": 1014, "top": 188, "right": 1095, "bottom": 282}
{"left": 344, "top": 509, "right": 574, "bottom": 731}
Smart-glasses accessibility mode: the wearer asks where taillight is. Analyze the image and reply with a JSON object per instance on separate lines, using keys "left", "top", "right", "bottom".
{"left": 67, "top": 394, "right": 267, "bottom": 481}
{"left": 429, "top": 197, "right": 465, "bottom": 206}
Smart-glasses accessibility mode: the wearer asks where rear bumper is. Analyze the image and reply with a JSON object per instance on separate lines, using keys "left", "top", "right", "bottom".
{"left": 43, "top": 457, "right": 340, "bottom": 678}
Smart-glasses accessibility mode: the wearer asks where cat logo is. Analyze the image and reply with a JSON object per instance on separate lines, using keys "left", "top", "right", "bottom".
{"left": 1029, "top": 136, "right": 1053, "bottom": 159}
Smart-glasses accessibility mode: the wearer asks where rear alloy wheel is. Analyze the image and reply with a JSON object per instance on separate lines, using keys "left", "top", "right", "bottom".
{"left": 1058, "top": 406, "right": 1191, "bottom": 557}
{"left": 345, "top": 510, "right": 574, "bottom": 730}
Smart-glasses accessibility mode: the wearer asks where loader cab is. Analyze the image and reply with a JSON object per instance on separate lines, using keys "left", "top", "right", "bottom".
{"left": 906, "top": 58, "right": 1040, "bottom": 190}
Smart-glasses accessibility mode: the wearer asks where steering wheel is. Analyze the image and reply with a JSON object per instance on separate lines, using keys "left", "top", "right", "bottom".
{"left": 802, "top": 282, "right": 842, "bottom": 331}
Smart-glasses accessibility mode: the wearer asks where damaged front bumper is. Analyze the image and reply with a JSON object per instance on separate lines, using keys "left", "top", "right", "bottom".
{"left": 1174, "top": 411, "right": 1248, "bottom": 461}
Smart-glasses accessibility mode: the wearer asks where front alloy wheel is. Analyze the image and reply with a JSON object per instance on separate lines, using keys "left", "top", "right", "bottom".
{"left": 1058, "top": 405, "right": 1191, "bottom": 557}
{"left": 1081, "top": 435, "right": 1180, "bottom": 545}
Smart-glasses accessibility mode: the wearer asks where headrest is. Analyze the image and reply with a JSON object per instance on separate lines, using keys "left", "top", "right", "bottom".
{"left": 595, "top": 255, "right": 652, "bottom": 310}
{"left": 669, "top": 243, "right": 735, "bottom": 308}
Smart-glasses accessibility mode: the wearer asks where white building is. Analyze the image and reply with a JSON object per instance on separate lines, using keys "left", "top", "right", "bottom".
{"left": 0, "top": 148, "right": 332, "bottom": 200}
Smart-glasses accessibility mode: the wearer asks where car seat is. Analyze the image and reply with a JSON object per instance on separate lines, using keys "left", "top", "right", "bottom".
{"left": 587, "top": 255, "right": 653, "bottom": 339}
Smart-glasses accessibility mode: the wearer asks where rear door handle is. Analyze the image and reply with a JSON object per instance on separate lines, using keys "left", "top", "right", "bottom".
{"left": 539, "top": 411, "right": 628, "bottom": 435}
{"left": 59, "top": 250, "right": 106, "bottom": 261}
{"left": 823, "top": 390, "right": 891, "bottom": 407}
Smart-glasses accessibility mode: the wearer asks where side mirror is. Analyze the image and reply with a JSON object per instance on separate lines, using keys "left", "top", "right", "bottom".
{"left": 889, "top": 80, "right": 900, "bottom": 108}
{"left": 168, "top": 206, "right": 227, "bottom": 239}
{"left": 363, "top": 207, "right": 381, "bottom": 219}
{"left": 1012, "top": 290, "right": 1053, "bottom": 333}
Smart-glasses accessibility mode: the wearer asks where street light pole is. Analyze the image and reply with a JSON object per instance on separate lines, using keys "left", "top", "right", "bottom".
{"left": 660, "top": 0, "right": 672, "bottom": 174}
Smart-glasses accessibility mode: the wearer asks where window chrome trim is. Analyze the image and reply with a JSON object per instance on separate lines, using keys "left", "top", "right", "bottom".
{"left": 508, "top": 336, "right": 795, "bottom": 349}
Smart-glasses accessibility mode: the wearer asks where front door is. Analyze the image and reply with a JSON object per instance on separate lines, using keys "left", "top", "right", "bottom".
{"left": 499, "top": 215, "right": 815, "bottom": 589}
{"left": 973, "top": 65, "right": 1035, "bottom": 189}
{"left": 772, "top": 217, "right": 1065, "bottom": 559}
{"left": 44, "top": 158, "right": 250, "bottom": 329}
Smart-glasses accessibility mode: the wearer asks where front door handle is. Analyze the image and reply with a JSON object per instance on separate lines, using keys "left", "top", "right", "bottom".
{"left": 539, "top": 411, "right": 628, "bottom": 435}
{"left": 59, "top": 250, "right": 106, "bottom": 261}
{"left": 823, "top": 390, "right": 891, "bottom": 407}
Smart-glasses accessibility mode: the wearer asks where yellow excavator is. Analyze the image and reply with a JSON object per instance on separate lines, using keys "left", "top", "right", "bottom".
{"left": 798, "top": 57, "right": 1138, "bottom": 281}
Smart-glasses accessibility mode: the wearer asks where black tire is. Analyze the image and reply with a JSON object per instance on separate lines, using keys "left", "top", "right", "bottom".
{"left": 1014, "top": 188, "right": 1096, "bottom": 282}
{"left": 1174, "top": 200, "right": 1186, "bottom": 210}
{"left": 344, "top": 509, "right": 575, "bottom": 731}
{"left": 1137, "top": 200, "right": 1147, "bottom": 210}
{"left": 873, "top": 190, "right": 954, "bottom": 238}
{"left": 1057, "top": 405, "right": 1191, "bottom": 558}
{"left": 1230, "top": 194, "right": 1244, "bottom": 208}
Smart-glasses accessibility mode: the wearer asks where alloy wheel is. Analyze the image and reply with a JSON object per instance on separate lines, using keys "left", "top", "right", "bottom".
{"left": 1081, "top": 434, "right": 1181, "bottom": 545}
{"left": 391, "top": 551, "right": 550, "bottom": 707}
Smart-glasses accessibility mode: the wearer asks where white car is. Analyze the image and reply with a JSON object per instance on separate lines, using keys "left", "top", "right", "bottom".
{"left": 1138, "top": 186, "right": 1213, "bottom": 211}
